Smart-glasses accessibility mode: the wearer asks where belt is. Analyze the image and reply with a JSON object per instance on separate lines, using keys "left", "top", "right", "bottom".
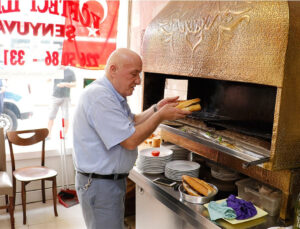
{"left": 78, "top": 171, "right": 128, "bottom": 180}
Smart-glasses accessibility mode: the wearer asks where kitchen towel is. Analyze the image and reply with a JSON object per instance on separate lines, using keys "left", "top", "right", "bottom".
{"left": 207, "top": 201, "right": 237, "bottom": 221}
{"left": 226, "top": 194, "right": 257, "bottom": 220}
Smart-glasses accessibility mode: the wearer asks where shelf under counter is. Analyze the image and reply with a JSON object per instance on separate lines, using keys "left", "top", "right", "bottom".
{"left": 129, "top": 167, "right": 288, "bottom": 229}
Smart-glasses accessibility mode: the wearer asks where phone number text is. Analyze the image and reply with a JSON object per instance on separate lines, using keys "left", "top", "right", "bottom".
{"left": 3, "top": 49, "right": 100, "bottom": 67}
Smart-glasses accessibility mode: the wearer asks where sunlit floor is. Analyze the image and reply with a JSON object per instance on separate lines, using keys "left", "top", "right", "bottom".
{"left": 0, "top": 201, "right": 135, "bottom": 229}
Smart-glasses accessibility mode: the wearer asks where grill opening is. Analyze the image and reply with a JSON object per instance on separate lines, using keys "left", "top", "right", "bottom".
{"left": 143, "top": 72, "right": 277, "bottom": 142}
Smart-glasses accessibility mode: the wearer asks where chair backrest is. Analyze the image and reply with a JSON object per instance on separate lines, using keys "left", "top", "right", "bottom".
{"left": 0, "top": 127, "right": 6, "bottom": 171}
{"left": 6, "top": 128, "right": 49, "bottom": 172}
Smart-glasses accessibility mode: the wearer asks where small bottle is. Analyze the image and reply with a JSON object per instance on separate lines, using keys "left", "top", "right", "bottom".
{"left": 294, "top": 192, "right": 300, "bottom": 229}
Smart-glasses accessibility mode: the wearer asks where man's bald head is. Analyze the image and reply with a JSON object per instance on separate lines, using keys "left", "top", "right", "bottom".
{"left": 104, "top": 48, "right": 142, "bottom": 97}
{"left": 105, "top": 48, "right": 142, "bottom": 77}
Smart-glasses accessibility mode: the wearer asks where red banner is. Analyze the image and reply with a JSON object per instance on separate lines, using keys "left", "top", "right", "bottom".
{"left": 61, "top": 0, "right": 119, "bottom": 70}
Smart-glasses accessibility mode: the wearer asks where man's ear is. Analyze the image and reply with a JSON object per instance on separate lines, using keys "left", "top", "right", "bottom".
{"left": 110, "top": 64, "right": 117, "bottom": 75}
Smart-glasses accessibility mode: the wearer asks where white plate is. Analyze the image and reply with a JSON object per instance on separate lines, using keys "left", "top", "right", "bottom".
{"left": 165, "top": 160, "right": 200, "bottom": 171}
{"left": 137, "top": 147, "right": 173, "bottom": 174}
{"left": 138, "top": 147, "right": 173, "bottom": 158}
{"left": 136, "top": 167, "right": 164, "bottom": 174}
{"left": 142, "top": 170, "right": 164, "bottom": 174}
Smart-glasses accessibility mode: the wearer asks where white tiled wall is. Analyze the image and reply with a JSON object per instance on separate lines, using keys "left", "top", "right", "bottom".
{"left": 164, "top": 79, "right": 188, "bottom": 100}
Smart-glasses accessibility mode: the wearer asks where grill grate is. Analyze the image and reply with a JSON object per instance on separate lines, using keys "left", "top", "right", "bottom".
{"left": 186, "top": 111, "right": 272, "bottom": 141}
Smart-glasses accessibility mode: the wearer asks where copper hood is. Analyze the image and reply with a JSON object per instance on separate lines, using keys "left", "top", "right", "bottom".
{"left": 142, "top": 1, "right": 300, "bottom": 170}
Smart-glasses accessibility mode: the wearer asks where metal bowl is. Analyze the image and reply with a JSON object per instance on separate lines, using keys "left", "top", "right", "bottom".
{"left": 179, "top": 183, "right": 218, "bottom": 204}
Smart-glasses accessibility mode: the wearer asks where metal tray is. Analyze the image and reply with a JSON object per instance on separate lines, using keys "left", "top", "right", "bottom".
{"left": 179, "top": 183, "right": 218, "bottom": 204}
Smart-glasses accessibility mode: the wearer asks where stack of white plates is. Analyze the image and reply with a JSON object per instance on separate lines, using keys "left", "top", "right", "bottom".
{"left": 165, "top": 160, "right": 200, "bottom": 181}
{"left": 162, "top": 143, "right": 189, "bottom": 160}
{"left": 136, "top": 147, "right": 173, "bottom": 174}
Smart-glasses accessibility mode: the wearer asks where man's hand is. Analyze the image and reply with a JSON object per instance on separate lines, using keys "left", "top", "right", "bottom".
{"left": 158, "top": 102, "right": 191, "bottom": 121}
{"left": 57, "top": 83, "right": 66, "bottom": 88}
{"left": 57, "top": 82, "right": 76, "bottom": 88}
{"left": 122, "top": 97, "right": 191, "bottom": 150}
{"left": 157, "top": 96, "right": 180, "bottom": 111}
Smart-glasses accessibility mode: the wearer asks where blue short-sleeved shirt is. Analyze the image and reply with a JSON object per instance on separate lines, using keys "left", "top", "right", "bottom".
{"left": 72, "top": 75, "right": 137, "bottom": 174}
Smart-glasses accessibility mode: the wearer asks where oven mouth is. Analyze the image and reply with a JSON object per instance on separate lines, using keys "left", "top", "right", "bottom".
{"left": 142, "top": 72, "right": 276, "bottom": 144}
{"left": 187, "top": 111, "right": 272, "bottom": 141}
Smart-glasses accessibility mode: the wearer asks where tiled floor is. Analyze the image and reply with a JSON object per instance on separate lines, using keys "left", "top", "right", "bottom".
{"left": 0, "top": 201, "right": 135, "bottom": 229}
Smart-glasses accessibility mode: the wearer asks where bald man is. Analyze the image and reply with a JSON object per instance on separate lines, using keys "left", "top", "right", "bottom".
{"left": 72, "top": 48, "right": 190, "bottom": 229}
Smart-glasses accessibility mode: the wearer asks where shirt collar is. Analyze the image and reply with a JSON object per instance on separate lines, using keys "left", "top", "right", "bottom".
{"left": 101, "top": 75, "right": 125, "bottom": 103}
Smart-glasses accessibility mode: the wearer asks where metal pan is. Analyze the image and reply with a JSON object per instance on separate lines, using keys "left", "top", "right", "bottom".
{"left": 179, "top": 183, "right": 218, "bottom": 204}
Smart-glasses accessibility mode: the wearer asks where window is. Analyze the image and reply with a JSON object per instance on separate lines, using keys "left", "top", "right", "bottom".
{"left": 0, "top": 0, "right": 129, "bottom": 153}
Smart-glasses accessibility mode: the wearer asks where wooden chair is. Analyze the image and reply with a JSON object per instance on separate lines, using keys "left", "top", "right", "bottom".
{"left": 6, "top": 128, "right": 58, "bottom": 225}
{"left": 0, "top": 127, "right": 14, "bottom": 229}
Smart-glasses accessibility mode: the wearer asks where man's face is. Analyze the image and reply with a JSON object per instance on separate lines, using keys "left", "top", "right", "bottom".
{"left": 113, "top": 59, "right": 142, "bottom": 97}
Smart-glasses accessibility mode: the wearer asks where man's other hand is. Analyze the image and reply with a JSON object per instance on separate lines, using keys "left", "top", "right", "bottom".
{"left": 158, "top": 102, "right": 191, "bottom": 121}
{"left": 157, "top": 96, "right": 180, "bottom": 111}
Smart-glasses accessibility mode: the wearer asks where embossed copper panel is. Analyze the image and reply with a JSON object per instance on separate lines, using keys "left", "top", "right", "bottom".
{"left": 142, "top": 1, "right": 289, "bottom": 87}
{"left": 142, "top": 1, "right": 300, "bottom": 170}
{"left": 267, "top": 1, "right": 300, "bottom": 170}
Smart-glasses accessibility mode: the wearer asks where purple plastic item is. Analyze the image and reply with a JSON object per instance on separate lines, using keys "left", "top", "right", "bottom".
{"left": 226, "top": 194, "right": 257, "bottom": 220}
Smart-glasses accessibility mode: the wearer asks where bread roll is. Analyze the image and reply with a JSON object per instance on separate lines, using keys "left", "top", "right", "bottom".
{"left": 193, "top": 177, "right": 216, "bottom": 194}
{"left": 176, "top": 98, "right": 200, "bottom": 109}
{"left": 182, "top": 175, "right": 215, "bottom": 197}
{"left": 182, "top": 104, "right": 201, "bottom": 112}
{"left": 144, "top": 139, "right": 152, "bottom": 145}
{"left": 152, "top": 138, "right": 161, "bottom": 147}
{"left": 182, "top": 181, "right": 200, "bottom": 196}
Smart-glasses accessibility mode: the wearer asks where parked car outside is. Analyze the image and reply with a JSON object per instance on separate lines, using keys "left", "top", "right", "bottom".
{"left": 0, "top": 82, "right": 33, "bottom": 132}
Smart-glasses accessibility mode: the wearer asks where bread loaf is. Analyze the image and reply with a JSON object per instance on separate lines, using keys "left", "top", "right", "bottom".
{"left": 182, "top": 104, "right": 201, "bottom": 112}
{"left": 176, "top": 98, "right": 200, "bottom": 110}
{"left": 182, "top": 182, "right": 200, "bottom": 196}
{"left": 182, "top": 175, "right": 215, "bottom": 197}
{"left": 193, "top": 177, "right": 215, "bottom": 194}
{"left": 152, "top": 138, "right": 161, "bottom": 147}
{"left": 176, "top": 98, "right": 201, "bottom": 112}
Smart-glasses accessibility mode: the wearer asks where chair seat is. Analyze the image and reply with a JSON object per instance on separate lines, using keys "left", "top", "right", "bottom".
{"left": 13, "top": 166, "right": 57, "bottom": 182}
{"left": 0, "top": 172, "right": 13, "bottom": 196}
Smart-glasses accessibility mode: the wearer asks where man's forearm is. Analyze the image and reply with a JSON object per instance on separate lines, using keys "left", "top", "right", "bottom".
{"left": 134, "top": 104, "right": 156, "bottom": 125}
{"left": 121, "top": 111, "right": 163, "bottom": 150}
{"left": 66, "top": 82, "right": 76, "bottom": 88}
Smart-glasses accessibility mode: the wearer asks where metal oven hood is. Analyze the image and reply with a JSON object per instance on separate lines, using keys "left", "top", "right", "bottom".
{"left": 141, "top": 1, "right": 300, "bottom": 170}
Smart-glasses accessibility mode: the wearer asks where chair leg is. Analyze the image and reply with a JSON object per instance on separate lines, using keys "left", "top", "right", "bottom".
{"left": 5, "top": 195, "right": 8, "bottom": 213}
{"left": 21, "top": 182, "right": 27, "bottom": 225}
{"left": 42, "top": 180, "right": 46, "bottom": 203}
{"left": 12, "top": 178, "right": 16, "bottom": 210}
{"left": 8, "top": 196, "right": 15, "bottom": 229}
{"left": 53, "top": 177, "right": 58, "bottom": 216}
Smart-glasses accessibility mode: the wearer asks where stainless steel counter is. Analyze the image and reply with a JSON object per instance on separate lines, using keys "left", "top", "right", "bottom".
{"left": 129, "top": 167, "right": 288, "bottom": 229}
